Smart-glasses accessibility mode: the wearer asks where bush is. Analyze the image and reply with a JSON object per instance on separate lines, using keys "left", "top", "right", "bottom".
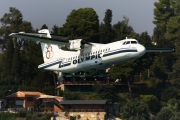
{"left": 26, "top": 112, "right": 52, "bottom": 120}
{"left": 16, "top": 110, "right": 30, "bottom": 117}
{"left": 0, "top": 112, "right": 15, "bottom": 120}
{"left": 140, "top": 94, "right": 161, "bottom": 113}
{"left": 155, "top": 107, "right": 173, "bottom": 120}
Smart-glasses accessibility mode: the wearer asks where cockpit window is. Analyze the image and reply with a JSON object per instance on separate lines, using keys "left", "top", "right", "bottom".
{"left": 126, "top": 41, "right": 130, "bottom": 44}
{"left": 122, "top": 40, "right": 139, "bottom": 45}
{"left": 123, "top": 41, "right": 126, "bottom": 45}
{"left": 131, "top": 41, "right": 137, "bottom": 44}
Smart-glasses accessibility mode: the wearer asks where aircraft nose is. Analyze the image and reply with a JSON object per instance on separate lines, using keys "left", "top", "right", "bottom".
{"left": 137, "top": 45, "right": 146, "bottom": 56}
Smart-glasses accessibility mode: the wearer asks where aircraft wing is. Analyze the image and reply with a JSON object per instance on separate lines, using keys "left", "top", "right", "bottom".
{"left": 146, "top": 48, "right": 174, "bottom": 52}
{"left": 9, "top": 32, "right": 69, "bottom": 46}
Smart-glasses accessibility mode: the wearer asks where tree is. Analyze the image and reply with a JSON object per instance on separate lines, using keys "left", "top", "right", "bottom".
{"left": 0, "top": 7, "right": 23, "bottom": 76}
{"left": 2, "top": 39, "right": 14, "bottom": 76}
{"left": 99, "top": 9, "right": 114, "bottom": 43}
{"left": 166, "top": 0, "right": 180, "bottom": 90}
{"left": 0, "top": 7, "right": 23, "bottom": 50}
{"left": 59, "top": 8, "right": 99, "bottom": 42}
{"left": 11, "top": 42, "right": 21, "bottom": 80}
{"left": 120, "top": 98, "right": 149, "bottom": 120}
{"left": 155, "top": 107, "right": 174, "bottom": 120}
{"left": 20, "top": 21, "right": 33, "bottom": 33}
{"left": 93, "top": 84, "right": 119, "bottom": 103}
{"left": 51, "top": 24, "right": 59, "bottom": 34}
{"left": 41, "top": 24, "right": 48, "bottom": 29}
{"left": 112, "top": 16, "right": 134, "bottom": 41}
{"left": 0, "top": 7, "right": 55, "bottom": 94}
{"left": 153, "top": 0, "right": 174, "bottom": 35}
{"left": 152, "top": 0, "right": 175, "bottom": 82}
{"left": 140, "top": 95, "right": 161, "bottom": 113}
{"left": 108, "top": 60, "right": 138, "bottom": 81}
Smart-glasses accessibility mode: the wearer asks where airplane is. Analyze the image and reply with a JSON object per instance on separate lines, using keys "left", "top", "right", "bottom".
{"left": 9, "top": 29, "right": 174, "bottom": 74}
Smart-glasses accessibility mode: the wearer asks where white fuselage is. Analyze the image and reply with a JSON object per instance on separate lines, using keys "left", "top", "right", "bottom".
{"left": 38, "top": 39, "right": 146, "bottom": 73}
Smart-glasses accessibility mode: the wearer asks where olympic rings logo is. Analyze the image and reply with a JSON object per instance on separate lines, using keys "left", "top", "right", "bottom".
{"left": 45, "top": 45, "right": 54, "bottom": 59}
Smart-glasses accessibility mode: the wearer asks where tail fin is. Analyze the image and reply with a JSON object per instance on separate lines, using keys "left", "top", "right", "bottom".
{"left": 38, "top": 29, "right": 62, "bottom": 63}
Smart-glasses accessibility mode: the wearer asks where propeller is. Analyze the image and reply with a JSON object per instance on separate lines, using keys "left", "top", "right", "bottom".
{"left": 81, "top": 39, "right": 93, "bottom": 46}
{"left": 80, "top": 39, "right": 93, "bottom": 57}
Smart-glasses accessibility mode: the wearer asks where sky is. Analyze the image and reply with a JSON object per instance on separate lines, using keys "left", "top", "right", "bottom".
{"left": 0, "top": 0, "right": 158, "bottom": 36}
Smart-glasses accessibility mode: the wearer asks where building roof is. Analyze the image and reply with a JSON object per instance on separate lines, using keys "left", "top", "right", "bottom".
{"left": 59, "top": 100, "right": 107, "bottom": 105}
{"left": 37, "top": 95, "right": 63, "bottom": 99}
{"left": 5, "top": 91, "right": 45, "bottom": 98}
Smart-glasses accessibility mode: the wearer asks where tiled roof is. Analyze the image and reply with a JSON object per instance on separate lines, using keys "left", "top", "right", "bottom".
{"left": 59, "top": 100, "right": 107, "bottom": 104}
{"left": 19, "top": 91, "right": 45, "bottom": 95}
{"left": 5, "top": 91, "right": 45, "bottom": 98}
{"left": 38, "top": 95, "right": 63, "bottom": 99}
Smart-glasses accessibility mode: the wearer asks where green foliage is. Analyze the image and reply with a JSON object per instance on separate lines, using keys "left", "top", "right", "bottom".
{"left": 167, "top": 98, "right": 180, "bottom": 111}
{"left": 2, "top": 39, "right": 14, "bottom": 76}
{"left": 0, "top": 7, "right": 22, "bottom": 32}
{"left": 15, "top": 110, "right": 30, "bottom": 117}
{"left": 64, "top": 111, "right": 69, "bottom": 117}
{"left": 138, "top": 32, "right": 152, "bottom": 47}
{"left": 161, "top": 86, "right": 180, "bottom": 101}
{"left": 63, "top": 92, "right": 80, "bottom": 100}
{"left": 153, "top": 0, "right": 173, "bottom": 32}
{"left": 0, "top": 112, "right": 15, "bottom": 120}
{"left": 108, "top": 60, "right": 138, "bottom": 80}
{"left": 120, "top": 98, "right": 149, "bottom": 120}
{"left": 112, "top": 16, "right": 134, "bottom": 41}
{"left": 77, "top": 114, "right": 81, "bottom": 119}
{"left": 11, "top": 42, "right": 21, "bottom": 79}
{"left": 41, "top": 24, "right": 48, "bottom": 29}
{"left": 155, "top": 107, "right": 174, "bottom": 120}
{"left": 93, "top": 84, "right": 119, "bottom": 103}
{"left": 140, "top": 94, "right": 161, "bottom": 113}
{"left": 51, "top": 25, "right": 59, "bottom": 34}
{"left": 59, "top": 8, "right": 99, "bottom": 42}
{"left": 26, "top": 112, "right": 51, "bottom": 120}
{"left": 99, "top": 9, "right": 114, "bottom": 43}
{"left": 167, "top": 16, "right": 180, "bottom": 40}
{"left": 150, "top": 56, "right": 168, "bottom": 80}
{"left": 70, "top": 116, "right": 76, "bottom": 120}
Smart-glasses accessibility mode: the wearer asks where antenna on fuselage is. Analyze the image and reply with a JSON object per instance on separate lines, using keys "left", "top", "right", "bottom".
{"left": 126, "top": 37, "right": 128, "bottom": 39}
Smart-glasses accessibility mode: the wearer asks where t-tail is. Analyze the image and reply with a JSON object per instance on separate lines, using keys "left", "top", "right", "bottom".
{"left": 9, "top": 29, "right": 66, "bottom": 70}
{"left": 38, "top": 29, "right": 62, "bottom": 63}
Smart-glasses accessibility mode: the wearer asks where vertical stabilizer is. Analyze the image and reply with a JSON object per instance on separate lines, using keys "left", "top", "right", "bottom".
{"left": 38, "top": 29, "right": 63, "bottom": 63}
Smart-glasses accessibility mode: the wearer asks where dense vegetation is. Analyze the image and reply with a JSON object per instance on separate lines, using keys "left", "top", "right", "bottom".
{"left": 0, "top": 0, "right": 180, "bottom": 119}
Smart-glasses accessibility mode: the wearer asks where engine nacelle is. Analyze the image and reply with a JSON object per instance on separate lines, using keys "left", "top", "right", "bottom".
{"left": 69, "top": 39, "right": 82, "bottom": 50}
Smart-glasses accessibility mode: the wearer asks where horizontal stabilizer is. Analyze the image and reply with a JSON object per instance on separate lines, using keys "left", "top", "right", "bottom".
{"left": 9, "top": 32, "right": 69, "bottom": 46}
{"left": 146, "top": 48, "right": 174, "bottom": 52}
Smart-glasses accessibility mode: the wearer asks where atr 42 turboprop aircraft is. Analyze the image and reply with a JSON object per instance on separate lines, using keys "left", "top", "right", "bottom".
{"left": 9, "top": 29, "right": 174, "bottom": 73}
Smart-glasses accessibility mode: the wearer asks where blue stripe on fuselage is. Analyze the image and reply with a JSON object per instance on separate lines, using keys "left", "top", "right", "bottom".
{"left": 39, "top": 48, "right": 138, "bottom": 69}
{"left": 103, "top": 49, "right": 137, "bottom": 57}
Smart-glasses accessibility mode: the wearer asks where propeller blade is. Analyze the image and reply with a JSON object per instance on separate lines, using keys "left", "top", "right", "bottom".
{"left": 81, "top": 39, "right": 93, "bottom": 46}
